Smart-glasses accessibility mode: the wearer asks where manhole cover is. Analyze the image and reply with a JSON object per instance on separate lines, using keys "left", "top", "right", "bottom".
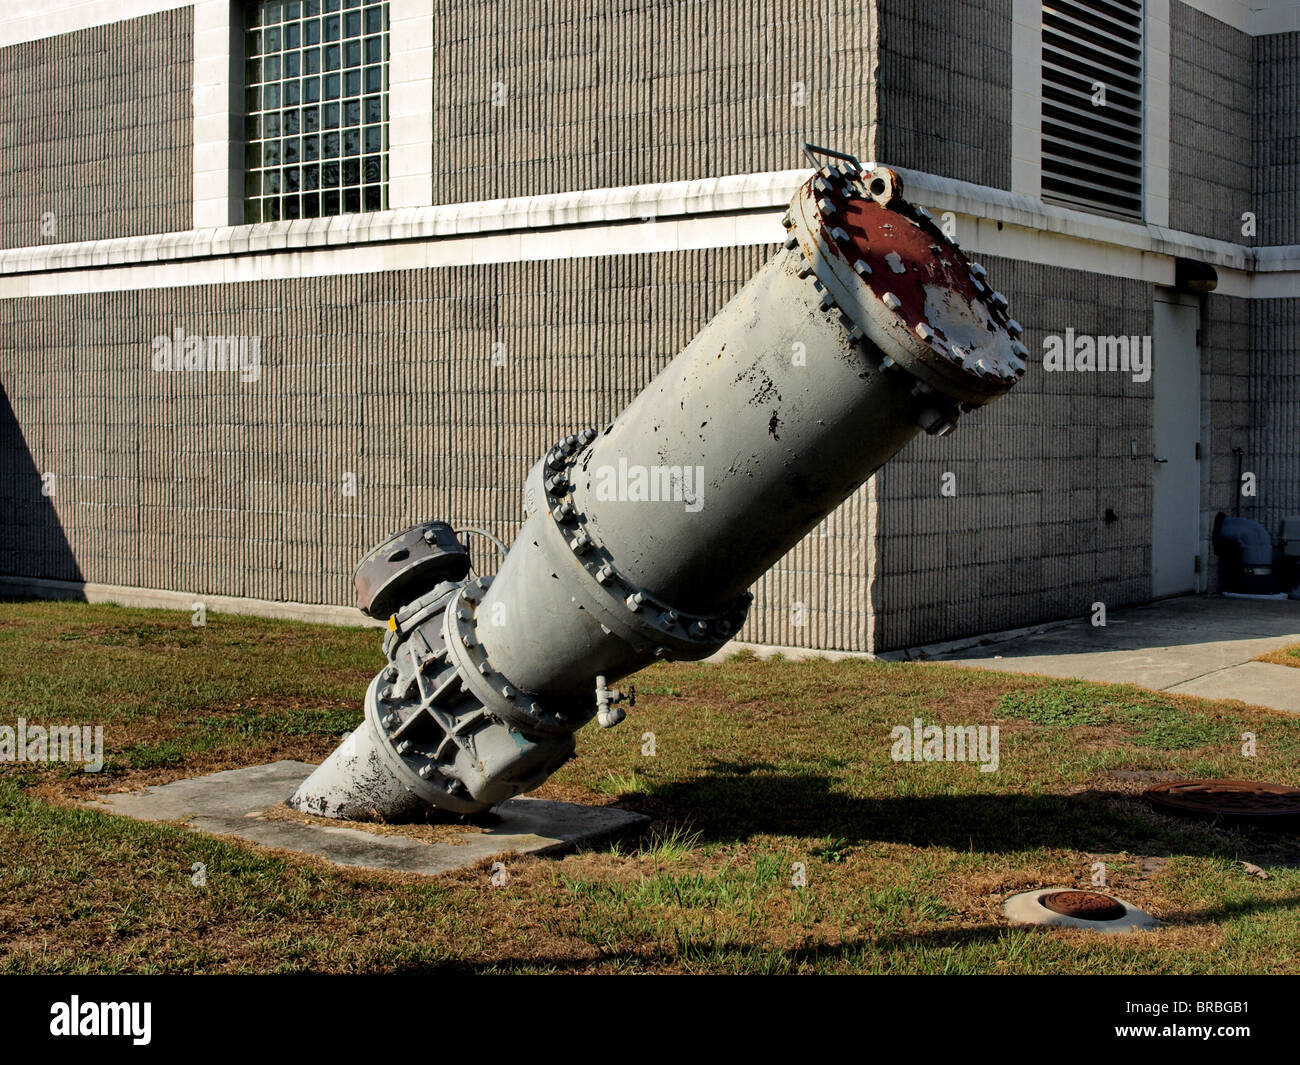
{"left": 1039, "top": 890, "right": 1127, "bottom": 922}
{"left": 1004, "top": 887, "right": 1158, "bottom": 932}
{"left": 1143, "top": 779, "right": 1300, "bottom": 824}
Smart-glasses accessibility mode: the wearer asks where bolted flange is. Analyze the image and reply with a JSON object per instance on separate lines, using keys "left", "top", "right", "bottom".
{"left": 783, "top": 151, "right": 1024, "bottom": 408}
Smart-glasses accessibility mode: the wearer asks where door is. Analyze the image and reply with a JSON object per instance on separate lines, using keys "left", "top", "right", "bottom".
{"left": 1151, "top": 292, "right": 1201, "bottom": 598}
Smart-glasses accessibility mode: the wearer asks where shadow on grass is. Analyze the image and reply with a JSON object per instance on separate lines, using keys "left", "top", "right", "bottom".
{"left": 619, "top": 766, "right": 1297, "bottom": 857}
{"left": 375, "top": 926, "right": 1018, "bottom": 974}
{"left": 1166, "top": 893, "right": 1300, "bottom": 925}
{"left": 376, "top": 896, "right": 1300, "bottom": 973}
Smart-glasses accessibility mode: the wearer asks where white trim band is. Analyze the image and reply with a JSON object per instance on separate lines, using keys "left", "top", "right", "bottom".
{"left": 0, "top": 167, "right": 1293, "bottom": 301}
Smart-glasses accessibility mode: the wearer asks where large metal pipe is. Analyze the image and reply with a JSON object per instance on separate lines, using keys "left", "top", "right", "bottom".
{"left": 290, "top": 147, "right": 1028, "bottom": 820}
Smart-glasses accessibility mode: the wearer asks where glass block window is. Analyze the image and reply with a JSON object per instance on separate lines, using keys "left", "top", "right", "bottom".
{"left": 243, "top": 0, "right": 389, "bottom": 223}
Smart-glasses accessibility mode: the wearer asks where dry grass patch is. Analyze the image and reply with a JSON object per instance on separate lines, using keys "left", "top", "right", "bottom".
{"left": 1256, "top": 643, "right": 1300, "bottom": 668}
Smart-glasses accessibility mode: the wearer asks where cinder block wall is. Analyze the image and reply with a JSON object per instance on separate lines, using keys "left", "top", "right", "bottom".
{"left": 1202, "top": 293, "right": 1252, "bottom": 592}
{"left": 0, "top": 8, "right": 193, "bottom": 250}
{"left": 872, "top": 257, "right": 1154, "bottom": 650}
{"left": 1168, "top": 2, "right": 1254, "bottom": 243}
{"left": 1249, "top": 297, "right": 1300, "bottom": 541}
{"left": 875, "top": 0, "right": 1012, "bottom": 190}
{"left": 1255, "top": 30, "right": 1300, "bottom": 247}
{"left": 0, "top": 245, "right": 875, "bottom": 652}
{"left": 431, "top": 0, "right": 880, "bottom": 201}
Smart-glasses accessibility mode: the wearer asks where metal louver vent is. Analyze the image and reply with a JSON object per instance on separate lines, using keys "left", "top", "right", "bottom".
{"left": 1041, "top": 0, "right": 1144, "bottom": 218}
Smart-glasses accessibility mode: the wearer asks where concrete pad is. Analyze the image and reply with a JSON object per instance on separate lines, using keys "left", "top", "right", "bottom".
{"left": 88, "top": 761, "right": 649, "bottom": 876}
{"left": 1166, "top": 661, "right": 1300, "bottom": 713}
{"left": 904, "top": 596, "right": 1300, "bottom": 714}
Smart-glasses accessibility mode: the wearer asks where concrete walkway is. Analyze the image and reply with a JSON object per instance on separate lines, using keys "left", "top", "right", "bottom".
{"left": 899, "top": 596, "right": 1300, "bottom": 714}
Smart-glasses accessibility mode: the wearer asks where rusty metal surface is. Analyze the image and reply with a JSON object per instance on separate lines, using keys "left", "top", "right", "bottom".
{"left": 1039, "top": 891, "right": 1128, "bottom": 921}
{"left": 787, "top": 155, "right": 1026, "bottom": 407}
{"left": 1143, "top": 779, "right": 1300, "bottom": 823}
{"left": 352, "top": 522, "right": 469, "bottom": 619}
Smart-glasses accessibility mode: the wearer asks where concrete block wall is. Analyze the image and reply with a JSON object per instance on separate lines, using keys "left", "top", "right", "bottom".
{"left": 1168, "top": 1, "right": 1254, "bottom": 243}
{"left": 1249, "top": 297, "right": 1300, "bottom": 543}
{"left": 430, "top": 0, "right": 880, "bottom": 202}
{"left": 872, "top": 256, "right": 1154, "bottom": 650}
{"left": 1200, "top": 293, "right": 1248, "bottom": 578}
{"left": 0, "top": 243, "right": 875, "bottom": 652}
{"left": 1201, "top": 293, "right": 1253, "bottom": 591}
{"left": 875, "top": 0, "right": 1012, "bottom": 191}
{"left": 0, "top": 8, "right": 193, "bottom": 251}
{"left": 1254, "top": 31, "right": 1300, "bottom": 247}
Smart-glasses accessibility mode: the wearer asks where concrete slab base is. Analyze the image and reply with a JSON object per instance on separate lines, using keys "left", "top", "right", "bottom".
{"left": 1003, "top": 888, "right": 1160, "bottom": 933}
{"left": 88, "top": 761, "right": 650, "bottom": 876}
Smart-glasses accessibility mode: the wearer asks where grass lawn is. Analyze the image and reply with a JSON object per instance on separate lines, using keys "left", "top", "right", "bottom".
{"left": 1256, "top": 644, "right": 1300, "bottom": 669}
{"left": 2, "top": 598, "right": 1299, "bottom": 974}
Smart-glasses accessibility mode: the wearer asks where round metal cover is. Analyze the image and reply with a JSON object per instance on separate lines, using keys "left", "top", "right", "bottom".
{"left": 1143, "top": 778, "right": 1300, "bottom": 824}
{"left": 1003, "top": 887, "right": 1159, "bottom": 933}
{"left": 353, "top": 522, "right": 470, "bottom": 619}
{"left": 787, "top": 160, "right": 1026, "bottom": 407}
{"left": 1039, "top": 890, "right": 1128, "bottom": 922}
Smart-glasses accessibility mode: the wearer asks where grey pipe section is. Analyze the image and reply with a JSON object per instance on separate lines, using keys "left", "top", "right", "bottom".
{"left": 473, "top": 250, "right": 931, "bottom": 700}
{"left": 290, "top": 150, "right": 1027, "bottom": 819}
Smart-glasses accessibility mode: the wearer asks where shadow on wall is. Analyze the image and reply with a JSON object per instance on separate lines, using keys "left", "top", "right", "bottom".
{"left": 0, "top": 379, "right": 82, "bottom": 585}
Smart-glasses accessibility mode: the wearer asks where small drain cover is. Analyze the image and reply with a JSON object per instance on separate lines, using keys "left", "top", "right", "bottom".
{"left": 1039, "top": 890, "right": 1127, "bottom": 921}
{"left": 1144, "top": 779, "right": 1300, "bottom": 824}
{"left": 1004, "top": 887, "right": 1159, "bottom": 932}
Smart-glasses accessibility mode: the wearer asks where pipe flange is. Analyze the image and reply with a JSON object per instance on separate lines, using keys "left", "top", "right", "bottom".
{"left": 363, "top": 673, "right": 486, "bottom": 814}
{"left": 381, "top": 583, "right": 461, "bottom": 657}
{"left": 535, "top": 446, "right": 751, "bottom": 654}
{"left": 441, "top": 577, "right": 583, "bottom": 737}
{"left": 786, "top": 162, "right": 1026, "bottom": 406}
